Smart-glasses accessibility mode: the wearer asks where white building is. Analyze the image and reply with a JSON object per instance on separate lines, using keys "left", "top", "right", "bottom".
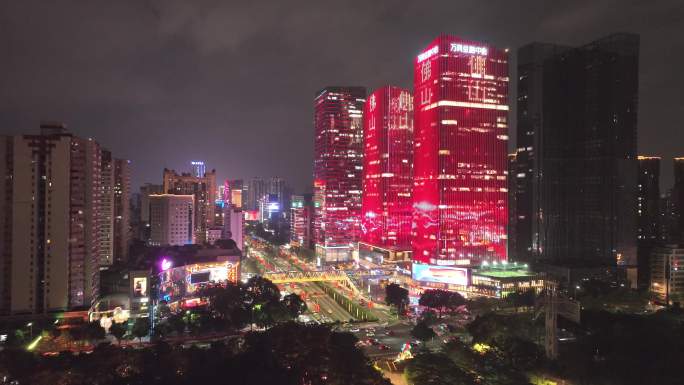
{"left": 149, "top": 194, "right": 194, "bottom": 246}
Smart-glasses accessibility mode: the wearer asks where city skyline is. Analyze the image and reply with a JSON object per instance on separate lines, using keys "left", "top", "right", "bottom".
{"left": 1, "top": 1, "right": 682, "bottom": 192}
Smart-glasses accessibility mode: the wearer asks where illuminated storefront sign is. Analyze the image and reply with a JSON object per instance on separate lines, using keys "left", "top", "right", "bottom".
{"left": 450, "top": 43, "right": 488, "bottom": 56}
{"left": 412, "top": 263, "right": 469, "bottom": 286}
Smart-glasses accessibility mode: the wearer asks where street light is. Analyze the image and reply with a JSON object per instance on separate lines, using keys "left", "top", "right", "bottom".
{"left": 27, "top": 322, "right": 33, "bottom": 339}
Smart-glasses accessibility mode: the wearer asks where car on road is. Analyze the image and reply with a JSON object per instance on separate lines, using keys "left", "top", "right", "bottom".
{"left": 378, "top": 344, "right": 390, "bottom": 350}
{"left": 349, "top": 328, "right": 360, "bottom": 332}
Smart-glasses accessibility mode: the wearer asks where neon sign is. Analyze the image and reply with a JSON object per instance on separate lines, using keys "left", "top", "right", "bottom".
{"left": 450, "top": 43, "right": 488, "bottom": 56}
{"left": 417, "top": 46, "right": 438, "bottom": 63}
{"left": 161, "top": 258, "right": 172, "bottom": 271}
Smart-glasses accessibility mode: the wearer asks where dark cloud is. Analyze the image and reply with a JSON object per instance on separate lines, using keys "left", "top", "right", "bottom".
{"left": 1, "top": 0, "right": 682, "bottom": 192}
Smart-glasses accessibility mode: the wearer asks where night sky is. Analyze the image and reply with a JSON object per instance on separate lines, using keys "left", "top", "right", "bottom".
{"left": 1, "top": 1, "right": 682, "bottom": 192}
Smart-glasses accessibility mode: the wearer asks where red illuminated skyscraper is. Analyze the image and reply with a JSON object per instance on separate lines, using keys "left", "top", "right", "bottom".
{"left": 412, "top": 35, "right": 509, "bottom": 266}
{"left": 360, "top": 86, "right": 413, "bottom": 260}
{"left": 313, "top": 87, "right": 365, "bottom": 263}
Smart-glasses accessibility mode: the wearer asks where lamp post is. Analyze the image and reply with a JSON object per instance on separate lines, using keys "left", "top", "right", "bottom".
{"left": 27, "top": 322, "right": 33, "bottom": 340}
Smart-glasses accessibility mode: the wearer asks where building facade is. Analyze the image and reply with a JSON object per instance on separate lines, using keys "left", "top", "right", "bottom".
{"left": 149, "top": 194, "right": 195, "bottom": 246}
{"left": 99, "top": 149, "right": 115, "bottom": 266}
{"left": 114, "top": 158, "right": 131, "bottom": 263}
{"left": 650, "top": 245, "right": 684, "bottom": 305}
{"left": 360, "top": 86, "right": 413, "bottom": 257}
{"left": 515, "top": 34, "right": 639, "bottom": 271}
{"left": 412, "top": 35, "right": 509, "bottom": 266}
{"left": 674, "top": 158, "right": 684, "bottom": 242}
{"left": 163, "top": 166, "right": 216, "bottom": 244}
{"left": 290, "top": 194, "right": 314, "bottom": 249}
{"left": 637, "top": 156, "right": 661, "bottom": 288}
{"left": 313, "top": 86, "right": 365, "bottom": 262}
{"left": 0, "top": 124, "right": 106, "bottom": 315}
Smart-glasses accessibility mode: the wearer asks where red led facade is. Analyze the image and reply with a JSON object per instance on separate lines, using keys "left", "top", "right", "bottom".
{"left": 412, "top": 35, "right": 509, "bottom": 265}
{"left": 361, "top": 86, "right": 413, "bottom": 251}
{"left": 313, "top": 87, "right": 366, "bottom": 262}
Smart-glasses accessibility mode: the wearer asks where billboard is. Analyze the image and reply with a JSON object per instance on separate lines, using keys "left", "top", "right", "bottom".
{"left": 132, "top": 277, "right": 148, "bottom": 298}
{"left": 412, "top": 263, "right": 469, "bottom": 286}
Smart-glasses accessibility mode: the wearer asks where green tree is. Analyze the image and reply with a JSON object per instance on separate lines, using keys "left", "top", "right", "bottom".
{"left": 83, "top": 322, "right": 106, "bottom": 344}
{"left": 385, "top": 283, "right": 409, "bottom": 315}
{"left": 167, "top": 313, "right": 186, "bottom": 335}
{"left": 109, "top": 322, "right": 127, "bottom": 345}
{"left": 419, "top": 309, "right": 439, "bottom": 326}
{"left": 281, "top": 293, "right": 307, "bottom": 319}
{"left": 131, "top": 317, "right": 151, "bottom": 343}
{"left": 405, "top": 352, "right": 475, "bottom": 385}
{"left": 411, "top": 321, "right": 436, "bottom": 343}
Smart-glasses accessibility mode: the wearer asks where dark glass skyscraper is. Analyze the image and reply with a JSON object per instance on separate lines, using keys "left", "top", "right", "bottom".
{"left": 515, "top": 34, "right": 639, "bottom": 274}
{"left": 313, "top": 87, "right": 365, "bottom": 262}
{"left": 637, "top": 156, "right": 661, "bottom": 288}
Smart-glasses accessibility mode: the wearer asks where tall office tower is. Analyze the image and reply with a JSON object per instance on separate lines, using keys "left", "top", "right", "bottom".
{"left": 139, "top": 183, "right": 163, "bottom": 240}
{"left": 163, "top": 166, "right": 216, "bottom": 243}
{"left": 267, "top": 177, "right": 291, "bottom": 214}
{"left": 360, "top": 86, "right": 413, "bottom": 261}
{"left": 148, "top": 194, "right": 195, "bottom": 246}
{"left": 114, "top": 158, "right": 131, "bottom": 263}
{"left": 246, "top": 178, "right": 266, "bottom": 211}
{"left": 515, "top": 34, "right": 639, "bottom": 270}
{"left": 99, "top": 149, "right": 115, "bottom": 266}
{"left": 225, "top": 206, "right": 244, "bottom": 250}
{"left": 191, "top": 161, "right": 206, "bottom": 178}
{"left": 637, "top": 156, "right": 661, "bottom": 288}
{"left": 514, "top": 43, "right": 569, "bottom": 262}
{"left": 508, "top": 153, "right": 517, "bottom": 259}
{"left": 228, "top": 179, "right": 244, "bottom": 209}
{"left": 291, "top": 194, "right": 314, "bottom": 249}
{"left": 674, "top": 157, "right": 684, "bottom": 242}
{"left": 313, "top": 86, "right": 365, "bottom": 262}
{"left": 0, "top": 124, "right": 103, "bottom": 315}
{"left": 412, "top": 36, "right": 509, "bottom": 266}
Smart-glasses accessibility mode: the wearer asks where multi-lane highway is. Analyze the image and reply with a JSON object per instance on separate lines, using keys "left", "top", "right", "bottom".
{"left": 247, "top": 247, "right": 355, "bottom": 323}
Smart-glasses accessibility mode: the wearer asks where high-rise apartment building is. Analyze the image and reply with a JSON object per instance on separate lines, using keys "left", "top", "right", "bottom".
{"left": 637, "top": 156, "right": 661, "bottom": 288}
{"left": 313, "top": 86, "right": 365, "bottom": 262}
{"left": 114, "top": 158, "right": 131, "bottom": 263}
{"left": 163, "top": 166, "right": 216, "bottom": 244}
{"left": 412, "top": 35, "right": 509, "bottom": 266}
{"left": 0, "top": 124, "right": 104, "bottom": 315}
{"left": 225, "top": 206, "right": 244, "bottom": 250}
{"left": 515, "top": 34, "right": 639, "bottom": 270}
{"left": 360, "top": 86, "right": 413, "bottom": 261}
{"left": 149, "top": 194, "right": 194, "bottom": 246}
{"left": 99, "top": 149, "right": 115, "bottom": 266}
